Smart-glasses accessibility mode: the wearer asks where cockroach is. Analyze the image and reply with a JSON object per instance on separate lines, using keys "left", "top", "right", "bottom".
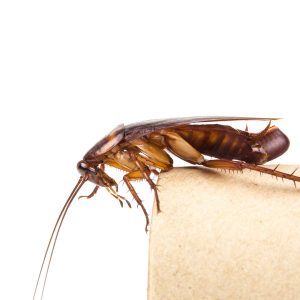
{"left": 33, "top": 116, "right": 300, "bottom": 299}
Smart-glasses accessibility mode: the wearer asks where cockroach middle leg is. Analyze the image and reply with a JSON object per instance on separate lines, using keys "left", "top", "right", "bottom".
{"left": 131, "top": 154, "right": 162, "bottom": 213}
{"left": 143, "top": 174, "right": 161, "bottom": 213}
{"left": 149, "top": 167, "right": 160, "bottom": 176}
{"left": 202, "top": 159, "right": 300, "bottom": 184}
{"left": 123, "top": 171, "right": 150, "bottom": 231}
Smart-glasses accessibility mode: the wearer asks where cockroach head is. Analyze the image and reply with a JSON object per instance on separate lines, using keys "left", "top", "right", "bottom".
{"left": 77, "top": 160, "right": 117, "bottom": 188}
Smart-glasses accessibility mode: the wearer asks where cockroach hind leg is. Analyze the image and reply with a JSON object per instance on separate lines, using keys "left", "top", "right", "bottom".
{"left": 78, "top": 185, "right": 99, "bottom": 200}
{"left": 147, "top": 180, "right": 161, "bottom": 213}
{"left": 208, "top": 160, "right": 300, "bottom": 187}
{"left": 291, "top": 168, "right": 298, "bottom": 176}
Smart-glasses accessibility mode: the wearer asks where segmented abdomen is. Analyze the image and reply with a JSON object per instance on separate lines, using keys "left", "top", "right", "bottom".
{"left": 175, "top": 124, "right": 251, "bottom": 161}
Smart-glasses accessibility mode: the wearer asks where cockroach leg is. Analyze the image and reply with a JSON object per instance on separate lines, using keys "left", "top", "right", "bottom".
{"left": 291, "top": 168, "right": 298, "bottom": 176}
{"left": 130, "top": 138, "right": 173, "bottom": 170}
{"left": 131, "top": 154, "right": 162, "bottom": 213}
{"left": 123, "top": 172, "right": 150, "bottom": 232}
{"left": 145, "top": 163, "right": 161, "bottom": 176}
{"left": 149, "top": 168, "right": 160, "bottom": 176}
{"left": 107, "top": 186, "right": 132, "bottom": 208}
{"left": 106, "top": 187, "right": 123, "bottom": 207}
{"left": 141, "top": 168, "right": 161, "bottom": 213}
{"left": 104, "top": 158, "right": 132, "bottom": 172}
{"left": 161, "top": 130, "right": 205, "bottom": 164}
{"left": 202, "top": 159, "right": 300, "bottom": 185}
{"left": 105, "top": 186, "right": 131, "bottom": 208}
{"left": 78, "top": 185, "right": 99, "bottom": 200}
{"left": 130, "top": 139, "right": 173, "bottom": 173}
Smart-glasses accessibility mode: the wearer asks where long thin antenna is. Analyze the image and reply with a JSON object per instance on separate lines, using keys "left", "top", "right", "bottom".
{"left": 33, "top": 174, "right": 89, "bottom": 300}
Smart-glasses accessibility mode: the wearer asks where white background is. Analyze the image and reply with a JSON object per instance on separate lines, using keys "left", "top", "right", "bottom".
{"left": 1, "top": 1, "right": 300, "bottom": 300}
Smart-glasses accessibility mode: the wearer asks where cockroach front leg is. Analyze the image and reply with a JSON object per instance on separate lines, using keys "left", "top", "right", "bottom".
{"left": 106, "top": 185, "right": 132, "bottom": 208}
{"left": 123, "top": 171, "right": 150, "bottom": 231}
{"left": 202, "top": 159, "right": 300, "bottom": 185}
{"left": 78, "top": 185, "right": 100, "bottom": 200}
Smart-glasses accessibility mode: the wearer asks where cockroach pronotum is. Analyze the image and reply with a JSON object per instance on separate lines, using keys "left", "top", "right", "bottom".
{"left": 33, "top": 116, "right": 300, "bottom": 299}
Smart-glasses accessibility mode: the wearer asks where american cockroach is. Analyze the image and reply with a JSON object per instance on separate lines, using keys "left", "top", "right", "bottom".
{"left": 33, "top": 116, "right": 300, "bottom": 299}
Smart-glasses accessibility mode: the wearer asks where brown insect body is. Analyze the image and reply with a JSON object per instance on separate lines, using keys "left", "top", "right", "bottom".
{"left": 79, "top": 118, "right": 290, "bottom": 194}
{"left": 33, "top": 116, "right": 299, "bottom": 300}
{"left": 172, "top": 124, "right": 290, "bottom": 164}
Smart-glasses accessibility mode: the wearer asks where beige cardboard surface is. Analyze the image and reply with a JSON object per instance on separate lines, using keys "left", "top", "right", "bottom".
{"left": 148, "top": 166, "right": 300, "bottom": 300}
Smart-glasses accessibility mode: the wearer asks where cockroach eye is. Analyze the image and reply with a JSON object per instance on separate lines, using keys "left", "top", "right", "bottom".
{"left": 77, "top": 160, "right": 97, "bottom": 176}
{"left": 77, "top": 160, "right": 87, "bottom": 172}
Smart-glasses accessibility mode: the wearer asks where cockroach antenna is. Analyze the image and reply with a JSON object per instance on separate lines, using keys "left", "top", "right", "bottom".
{"left": 33, "top": 175, "right": 88, "bottom": 300}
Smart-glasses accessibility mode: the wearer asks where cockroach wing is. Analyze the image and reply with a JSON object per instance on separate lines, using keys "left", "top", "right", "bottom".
{"left": 124, "top": 116, "right": 278, "bottom": 142}
{"left": 84, "top": 124, "right": 125, "bottom": 162}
